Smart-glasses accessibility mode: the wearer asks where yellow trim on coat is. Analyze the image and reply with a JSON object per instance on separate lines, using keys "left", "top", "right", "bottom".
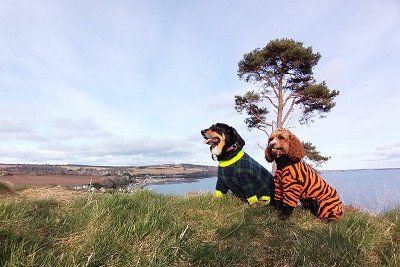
{"left": 218, "top": 150, "right": 245, "bottom": 167}
{"left": 215, "top": 190, "right": 224, "bottom": 198}
{"left": 247, "top": 195, "right": 258, "bottom": 205}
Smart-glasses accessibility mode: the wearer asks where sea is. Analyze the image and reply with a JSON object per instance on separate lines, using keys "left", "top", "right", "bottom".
{"left": 146, "top": 168, "right": 400, "bottom": 213}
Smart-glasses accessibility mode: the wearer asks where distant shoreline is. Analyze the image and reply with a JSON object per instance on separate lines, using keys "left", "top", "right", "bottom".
{"left": 0, "top": 163, "right": 398, "bottom": 189}
{"left": 1, "top": 162, "right": 399, "bottom": 172}
{"left": 320, "top": 167, "right": 400, "bottom": 172}
{"left": 0, "top": 163, "right": 217, "bottom": 189}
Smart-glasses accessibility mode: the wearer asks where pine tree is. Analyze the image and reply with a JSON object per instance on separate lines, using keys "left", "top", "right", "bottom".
{"left": 235, "top": 38, "right": 339, "bottom": 166}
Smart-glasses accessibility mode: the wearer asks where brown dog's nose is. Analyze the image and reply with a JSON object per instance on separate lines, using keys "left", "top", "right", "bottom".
{"left": 269, "top": 142, "right": 276, "bottom": 148}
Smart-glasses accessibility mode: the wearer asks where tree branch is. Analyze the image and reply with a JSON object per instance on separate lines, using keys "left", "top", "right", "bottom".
{"left": 257, "top": 71, "right": 276, "bottom": 95}
{"left": 265, "top": 95, "right": 278, "bottom": 109}
{"left": 257, "top": 142, "right": 267, "bottom": 149}
{"left": 282, "top": 99, "right": 296, "bottom": 125}
{"left": 260, "top": 71, "right": 279, "bottom": 98}
{"left": 260, "top": 84, "right": 279, "bottom": 109}
{"left": 245, "top": 102, "right": 273, "bottom": 128}
{"left": 282, "top": 93, "right": 300, "bottom": 108}
{"left": 256, "top": 125, "right": 270, "bottom": 135}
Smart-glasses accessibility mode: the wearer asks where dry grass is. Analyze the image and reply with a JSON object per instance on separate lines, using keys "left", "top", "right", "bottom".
{"left": 0, "top": 181, "right": 17, "bottom": 197}
{"left": 18, "top": 186, "right": 85, "bottom": 203}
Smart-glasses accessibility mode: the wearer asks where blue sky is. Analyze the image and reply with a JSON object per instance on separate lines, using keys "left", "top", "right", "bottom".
{"left": 0, "top": 0, "right": 399, "bottom": 170}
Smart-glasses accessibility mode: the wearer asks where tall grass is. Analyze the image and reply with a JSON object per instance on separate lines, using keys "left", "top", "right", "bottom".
{"left": 0, "top": 190, "right": 399, "bottom": 266}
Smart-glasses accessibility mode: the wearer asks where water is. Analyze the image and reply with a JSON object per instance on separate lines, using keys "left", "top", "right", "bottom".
{"left": 146, "top": 168, "right": 400, "bottom": 213}
{"left": 322, "top": 169, "right": 400, "bottom": 213}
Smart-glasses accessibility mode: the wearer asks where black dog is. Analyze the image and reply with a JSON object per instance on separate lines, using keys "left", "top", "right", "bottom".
{"left": 201, "top": 123, "right": 274, "bottom": 206}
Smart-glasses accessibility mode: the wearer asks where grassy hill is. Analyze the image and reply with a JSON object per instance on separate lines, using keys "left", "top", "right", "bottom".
{"left": 0, "top": 187, "right": 399, "bottom": 266}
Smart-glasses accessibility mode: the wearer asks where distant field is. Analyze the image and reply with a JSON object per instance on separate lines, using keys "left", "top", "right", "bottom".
{"left": 1, "top": 174, "right": 104, "bottom": 186}
{"left": 0, "top": 163, "right": 217, "bottom": 187}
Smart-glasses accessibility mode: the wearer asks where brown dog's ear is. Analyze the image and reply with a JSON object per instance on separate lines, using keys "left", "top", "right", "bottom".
{"left": 265, "top": 145, "right": 274, "bottom": 162}
{"left": 287, "top": 133, "right": 305, "bottom": 162}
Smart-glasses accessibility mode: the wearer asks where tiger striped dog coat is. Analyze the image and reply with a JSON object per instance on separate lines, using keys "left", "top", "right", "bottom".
{"left": 274, "top": 159, "right": 343, "bottom": 221}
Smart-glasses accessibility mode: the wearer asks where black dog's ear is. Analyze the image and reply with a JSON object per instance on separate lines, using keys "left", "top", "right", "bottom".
{"left": 230, "top": 127, "right": 245, "bottom": 150}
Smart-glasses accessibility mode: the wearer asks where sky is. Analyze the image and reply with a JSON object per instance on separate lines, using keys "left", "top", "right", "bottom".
{"left": 0, "top": 0, "right": 399, "bottom": 170}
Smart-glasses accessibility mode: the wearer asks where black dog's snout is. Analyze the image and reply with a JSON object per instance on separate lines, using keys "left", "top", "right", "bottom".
{"left": 201, "top": 129, "right": 207, "bottom": 136}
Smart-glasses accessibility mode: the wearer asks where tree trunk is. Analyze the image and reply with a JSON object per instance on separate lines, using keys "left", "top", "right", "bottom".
{"left": 277, "top": 106, "right": 283, "bottom": 128}
{"left": 272, "top": 161, "right": 277, "bottom": 173}
{"left": 276, "top": 75, "right": 284, "bottom": 128}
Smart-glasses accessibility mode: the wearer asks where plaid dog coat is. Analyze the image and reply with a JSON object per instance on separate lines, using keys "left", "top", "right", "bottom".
{"left": 215, "top": 150, "right": 274, "bottom": 204}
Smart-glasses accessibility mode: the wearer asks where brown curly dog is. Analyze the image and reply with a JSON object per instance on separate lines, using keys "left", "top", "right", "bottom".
{"left": 266, "top": 128, "right": 343, "bottom": 221}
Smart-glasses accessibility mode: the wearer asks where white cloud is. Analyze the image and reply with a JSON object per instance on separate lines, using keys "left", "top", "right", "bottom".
{"left": 48, "top": 117, "right": 113, "bottom": 139}
{"left": 0, "top": 1, "right": 399, "bottom": 169}
{"left": 0, "top": 119, "right": 46, "bottom": 142}
{"left": 340, "top": 2, "right": 400, "bottom": 61}
{"left": 368, "top": 144, "right": 400, "bottom": 162}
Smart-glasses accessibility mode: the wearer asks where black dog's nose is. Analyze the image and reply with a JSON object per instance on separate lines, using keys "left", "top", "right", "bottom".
{"left": 201, "top": 129, "right": 207, "bottom": 136}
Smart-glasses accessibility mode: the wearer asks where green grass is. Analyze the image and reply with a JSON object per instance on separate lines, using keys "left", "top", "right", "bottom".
{"left": 0, "top": 190, "right": 399, "bottom": 267}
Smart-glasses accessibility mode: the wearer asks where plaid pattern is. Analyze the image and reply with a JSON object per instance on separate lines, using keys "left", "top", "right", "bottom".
{"left": 216, "top": 152, "right": 274, "bottom": 200}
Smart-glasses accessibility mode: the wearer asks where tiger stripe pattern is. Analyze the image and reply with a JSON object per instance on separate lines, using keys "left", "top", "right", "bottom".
{"left": 274, "top": 161, "right": 343, "bottom": 220}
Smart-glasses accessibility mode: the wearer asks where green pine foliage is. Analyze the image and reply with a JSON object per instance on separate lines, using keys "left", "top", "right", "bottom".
{"left": 235, "top": 38, "right": 340, "bottom": 165}
{"left": 302, "top": 141, "right": 331, "bottom": 167}
{"left": 0, "top": 190, "right": 399, "bottom": 266}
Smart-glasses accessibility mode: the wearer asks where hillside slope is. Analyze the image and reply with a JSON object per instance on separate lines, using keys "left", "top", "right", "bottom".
{"left": 0, "top": 190, "right": 399, "bottom": 266}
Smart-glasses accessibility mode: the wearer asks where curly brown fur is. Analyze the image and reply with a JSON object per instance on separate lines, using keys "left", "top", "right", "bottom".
{"left": 266, "top": 129, "right": 343, "bottom": 221}
{"left": 265, "top": 142, "right": 274, "bottom": 162}
{"left": 265, "top": 128, "right": 305, "bottom": 163}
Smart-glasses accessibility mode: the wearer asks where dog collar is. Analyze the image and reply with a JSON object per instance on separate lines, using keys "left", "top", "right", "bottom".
{"left": 226, "top": 144, "right": 237, "bottom": 152}
{"left": 218, "top": 150, "right": 244, "bottom": 167}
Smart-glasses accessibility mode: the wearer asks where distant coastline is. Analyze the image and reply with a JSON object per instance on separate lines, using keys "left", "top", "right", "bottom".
{"left": 0, "top": 163, "right": 218, "bottom": 190}
{"left": 1, "top": 162, "right": 398, "bottom": 171}
{"left": 0, "top": 163, "right": 398, "bottom": 190}
{"left": 320, "top": 167, "right": 400, "bottom": 172}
